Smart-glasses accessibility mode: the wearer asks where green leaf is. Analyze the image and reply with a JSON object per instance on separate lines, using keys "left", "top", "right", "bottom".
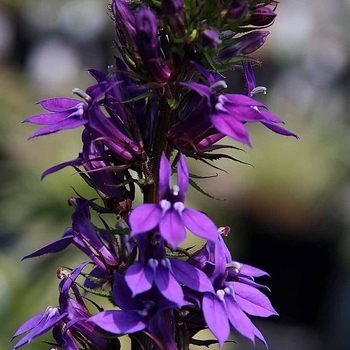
{"left": 76, "top": 283, "right": 112, "bottom": 298}
{"left": 189, "top": 172, "right": 218, "bottom": 180}
{"left": 119, "top": 91, "right": 155, "bottom": 104}
{"left": 188, "top": 177, "right": 225, "bottom": 201}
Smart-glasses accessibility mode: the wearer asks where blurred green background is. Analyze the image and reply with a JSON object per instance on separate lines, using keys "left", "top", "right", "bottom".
{"left": 1, "top": 1, "right": 350, "bottom": 349}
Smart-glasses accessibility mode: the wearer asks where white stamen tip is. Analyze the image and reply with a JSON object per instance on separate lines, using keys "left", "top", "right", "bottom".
{"left": 250, "top": 86, "right": 267, "bottom": 97}
{"left": 211, "top": 80, "right": 228, "bottom": 93}
{"left": 172, "top": 185, "right": 180, "bottom": 196}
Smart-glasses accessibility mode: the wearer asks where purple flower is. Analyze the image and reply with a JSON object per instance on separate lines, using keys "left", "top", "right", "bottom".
{"left": 242, "top": 62, "right": 299, "bottom": 137}
{"left": 129, "top": 153, "right": 218, "bottom": 248}
{"left": 180, "top": 62, "right": 297, "bottom": 146}
{"left": 202, "top": 282, "right": 276, "bottom": 347}
{"left": 22, "top": 199, "right": 118, "bottom": 278}
{"left": 12, "top": 307, "right": 66, "bottom": 350}
{"left": 12, "top": 263, "right": 108, "bottom": 350}
{"left": 124, "top": 236, "right": 214, "bottom": 306}
{"left": 24, "top": 79, "right": 145, "bottom": 164}
{"left": 191, "top": 230, "right": 277, "bottom": 347}
{"left": 89, "top": 271, "right": 179, "bottom": 349}
{"left": 24, "top": 97, "right": 88, "bottom": 139}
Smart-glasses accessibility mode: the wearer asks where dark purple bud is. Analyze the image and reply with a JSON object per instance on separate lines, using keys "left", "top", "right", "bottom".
{"left": 225, "top": 0, "right": 248, "bottom": 21}
{"left": 251, "top": 7, "right": 276, "bottom": 26}
{"left": 218, "top": 31, "right": 269, "bottom": 60}
{"left": 162, "top": 0, "right": 186, "bottom": 37}
{"left": 135, "top": 5, "right": 159, "bottom": 61}
{"left": 198, "top": 28, "right": 222, "bottom": 49}
{"left": 111, "top": 0, "right": 136, "bottom": 41}
{"left": 135, "top": 6, "right": 172, "bottom": 83}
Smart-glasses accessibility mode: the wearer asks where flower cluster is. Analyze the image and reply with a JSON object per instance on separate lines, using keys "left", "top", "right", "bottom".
{"left": 13, "top": 1, "right": 295, "bottom": 349}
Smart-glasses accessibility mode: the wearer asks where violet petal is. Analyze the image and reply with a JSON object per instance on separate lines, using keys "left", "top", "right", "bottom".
{"left": 232, "top": 282, "right": 278, "bottom": 317}
{"left": 89, "top": 310, "right": 146, "bottom": 334}
{"left": 182, "top": 208, "right": 218, "bottom": 241}
{"left": 125, "top": 262, "right": 154, "bottom": 296}
{"left": 159, "top": 210, "right": 186, "bottom": 248}
{"left": 129, "top": 204, "right": 162, "bottom": 235}
{"left": 202, "top": 293, "right": 230, "bottom": 347}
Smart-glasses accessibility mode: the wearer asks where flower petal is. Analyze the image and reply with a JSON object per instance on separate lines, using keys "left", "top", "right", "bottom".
{"left": 11, "top": 312, "right": 45, "bottom": 339}
{"left": 170, "top": 258, "right": 214, "bottom": 293}
{"left": 39, "top": 98, "right": 83, "bottom": 112}
{"left": 159, "top": 209, "right": 186, "bottom": 248}
{"left": 129, "top": 204, "right": 162, "bottom": 235}
{"left": 253, "top": 324, "right": 268, "bottom": 347}
{"left": 224, "top": 94, "right": 265, "bottom": 108}
{"left": 89, "top": 310, "right": 146, "bottom": 334}
{"left": 125, "top": 262, "right": 154, "bottom": 296}
{"left": 24, "top": 111, "right": 78, "bottom": 125}
{"left": 202, "top": 293, "right": 230, "bottom": 347}
{"left": 180, "top": 82, "right": 211, "bottom": 97}
{"left": 262, "top": 122, "right": 299, "bottom": 138}
{"left": 13, "top": 308, "right": 67, "bottom": 350}
{"left": 155, "top": 264, "right": 185, "bottom": 307}
{"left": 224, "top": 105, "right": 265, "bottom": 123}
{"left": 28, "top": 118, "right": 88, "bottom": 139}
{"left": 225, "top": 296, "right": 255, "bottom": 343}
{"left": 239, "top": 263, "right": 270, "bottom": 278}
{"left": 182, "top": 208, "right": 218, "bottom": 241}
{"left": 112, "top": 272, "right": 145, "bottom": 311}
{"left": 41, "top": 157, "right": 82, "bottom": 180}
{"left": 159, "top": 153, "right": 171, "bottom": 199}
{"left": 232, "top": 282, "right": 278, "bottom": 317}
{"left": 210, "top": 113, "right": 251, "bottom": 146}
{"left": 177, "top": 153, "right": 189, "bottom": 194}
{"left": 21, "top": 234, "right": 74, "bottom": 260}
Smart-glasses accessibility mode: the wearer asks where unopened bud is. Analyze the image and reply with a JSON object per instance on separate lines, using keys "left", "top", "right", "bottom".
{"left": 218, "top": 31, "right": 269, "bottom": 60}
{"left": 226, "top": 0, "right": 248, "bottom": 21}
{"left": 198, "top": 28, "right": 222, "bottom": 49}
{"left": 251, "top": 7, "right": 276, "bottom": 26}
{"left": 162, "top": 0, "right": 186, "bottom": 37}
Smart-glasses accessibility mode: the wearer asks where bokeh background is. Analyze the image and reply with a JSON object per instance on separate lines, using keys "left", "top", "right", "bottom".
{"left": 1, "top": 0, "right": 350, "bottom": 349}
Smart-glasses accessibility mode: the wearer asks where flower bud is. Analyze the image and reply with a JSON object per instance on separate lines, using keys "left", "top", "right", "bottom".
{"left": 136, "top": 5, "right": 159, "bottom": 57}
{"left": 162, "top": 0, "right": 186, "bottom": 37}
{"left": 225, "top": 0, "right": 248, "bottom": 21}
{"left": 251, "top": 7, "right": 276, "bottom": 26}
{"left": 218, "top": 31, "right": 269, "bottom": 60}
{"left": 198, "top": 28, "right": 222, "bottom": 49}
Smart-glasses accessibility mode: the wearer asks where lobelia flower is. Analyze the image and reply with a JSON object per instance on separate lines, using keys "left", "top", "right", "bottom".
{"left": 242, "top": 61, "right": 299, "bottom": 137}
{"left": 22, "top": 199, "right": 118, "bottom": 287}
{"left": 88, "top": 271, "right": 181, "bottom": 350}
{"left": 15, "top": 1, "right": 288, "bottom": 349}
{"left": 124, "top": 234, "right": 214, "bottom": 307}
{"left": 129, "top": 153, "right": 219, "bottom": 248}
{"left": 172, "top": 61, "right": 297, "bottom": 151}
{"left": 12, "top": 263, "right": 108, "bottom": 350}
{"left": 191, "top": 229, "right": 278, "bottom": 347}
{"left": 42, "top": 130, "right": 129, "bottom": 199}
{"left": 24, "top": 78, "right": 145, "bottom": 164}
